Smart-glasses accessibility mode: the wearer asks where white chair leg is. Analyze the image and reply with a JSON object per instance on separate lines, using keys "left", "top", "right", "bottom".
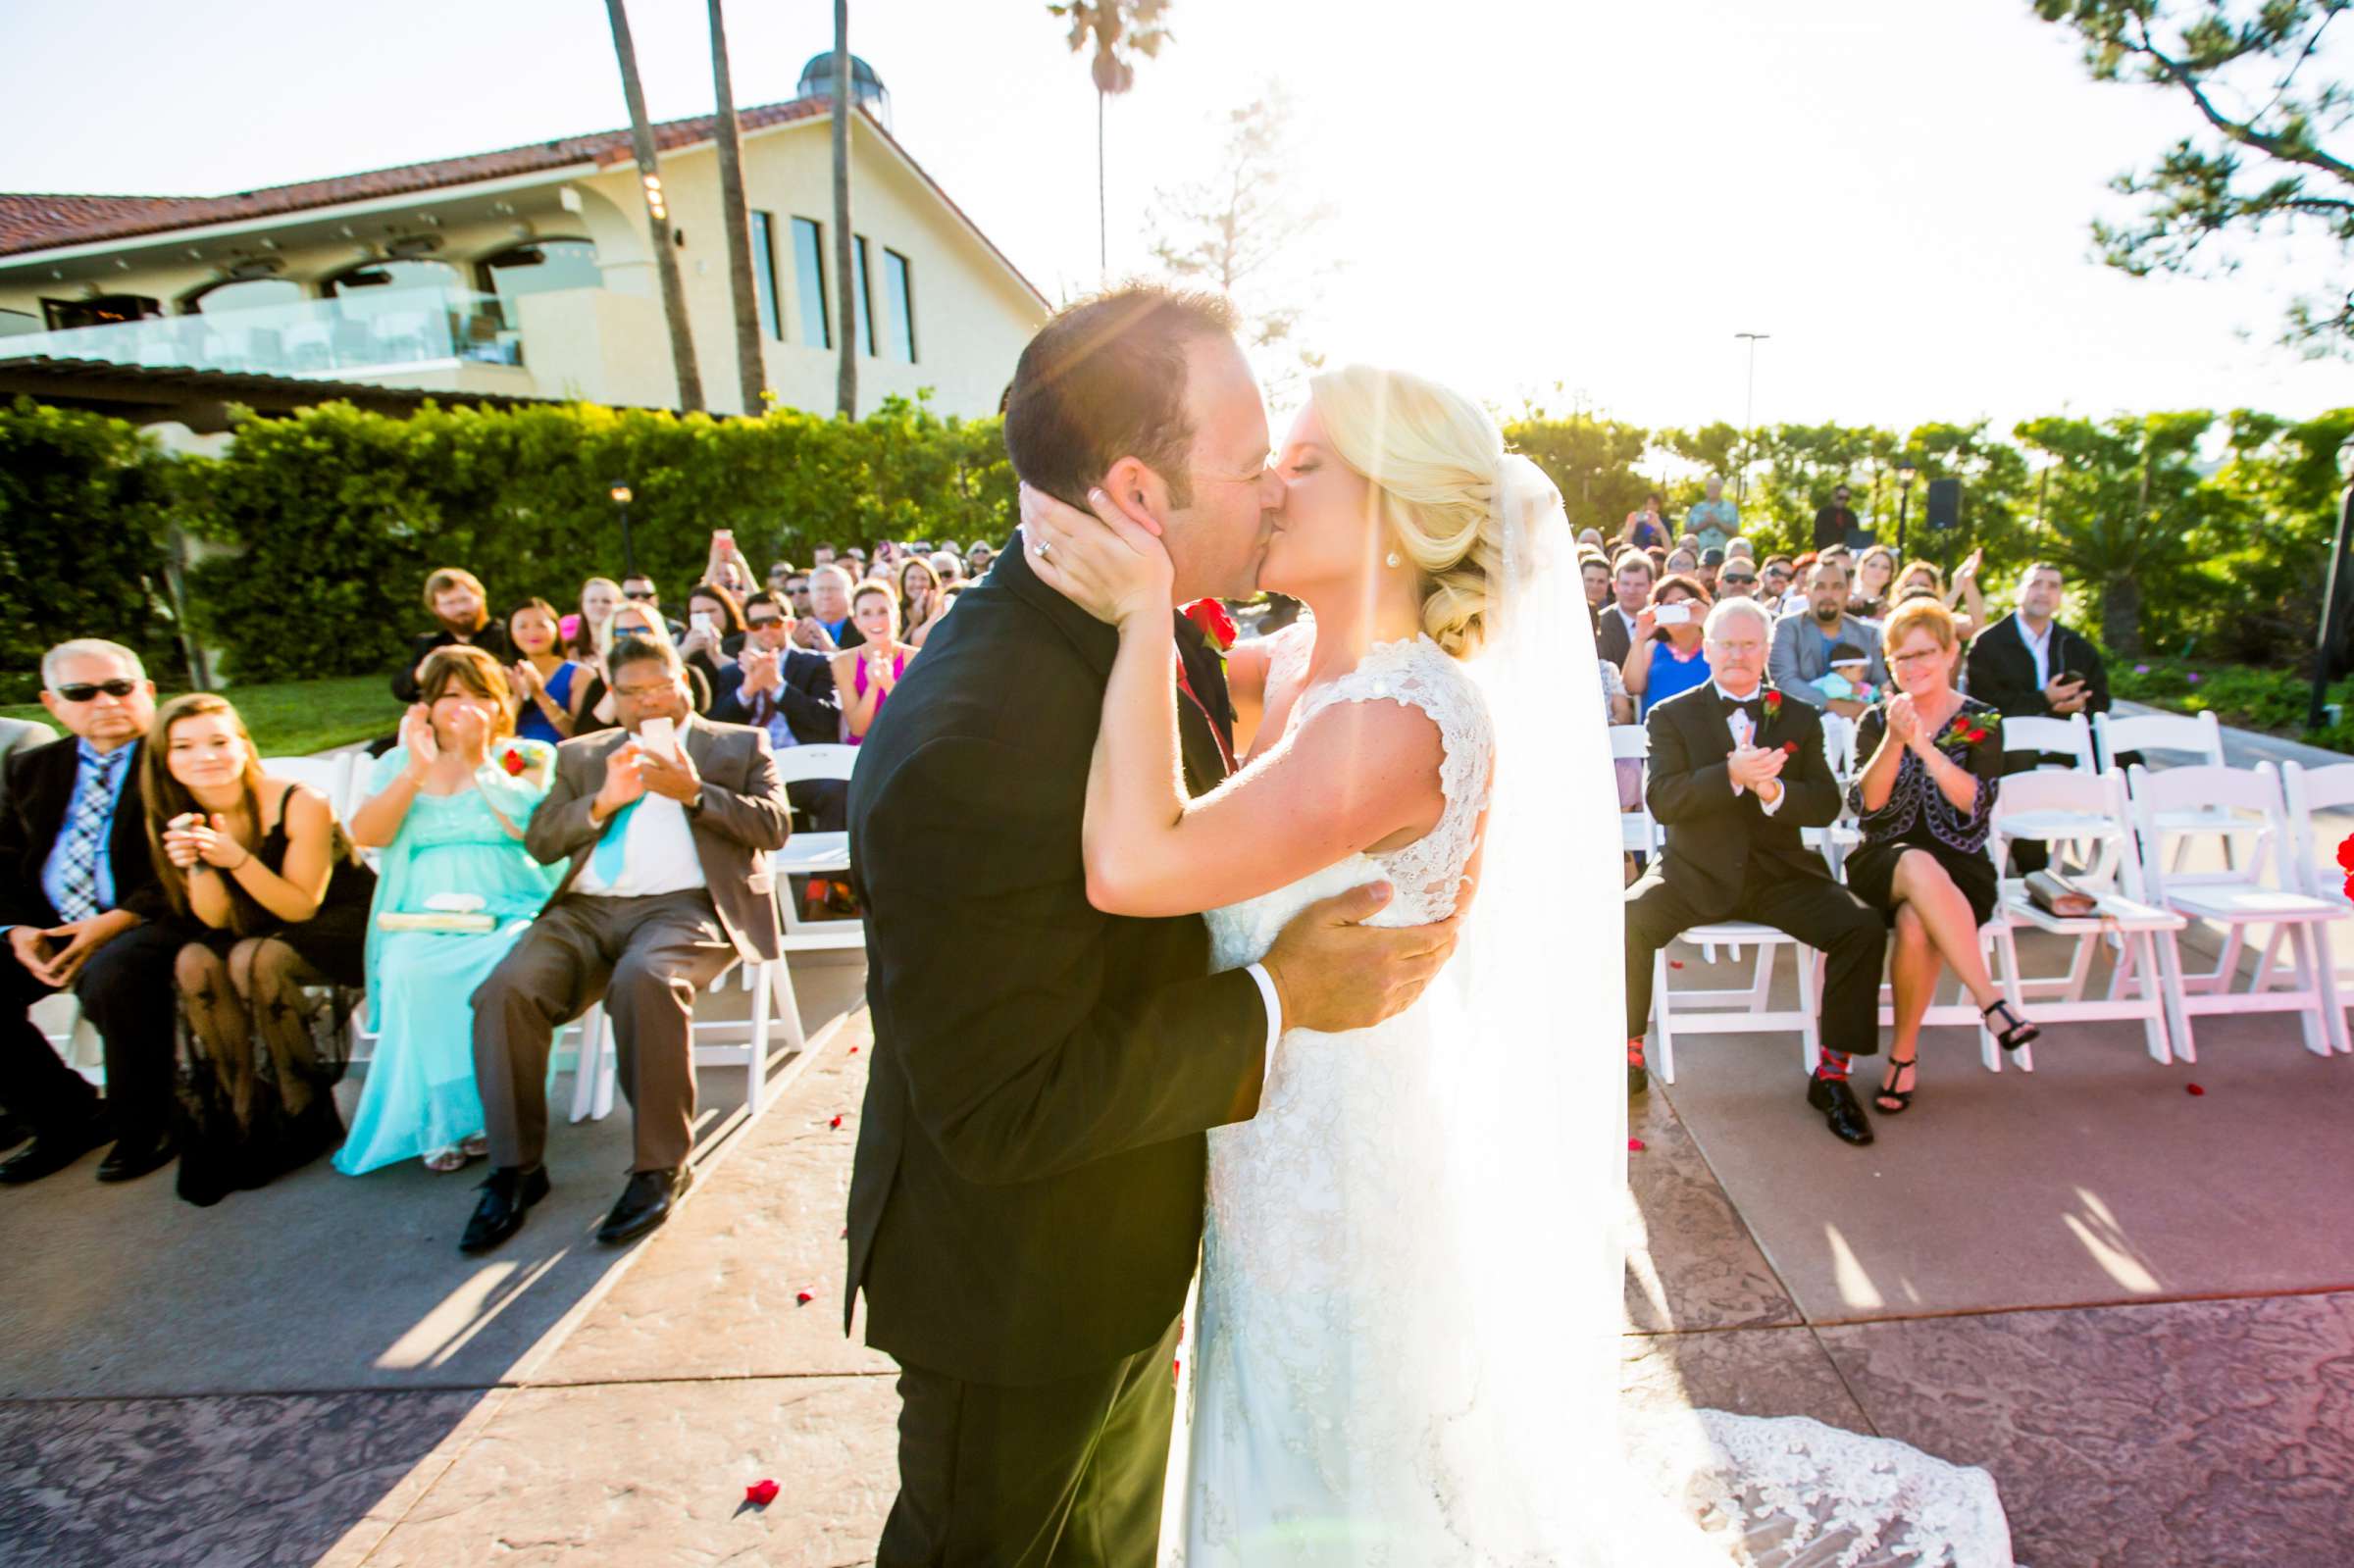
{"left": 769, "top": 957, "right": 808, "bottom": 1055}
{"left": 2154, "top": 932, "right": 2197, "bottom": 1065}
{"left": 746, "top": 962, "right": 770, "bottom": 1117}
{"left": 1651, "top": 948, "right": 1676, "bottom": 1086}
{"left": 2127, "top": 934, "right": 2169, "bottom": 1065}
{"left": 1796, "top": 949, "right": 1821, "bottom": 1076}
{"left": 568, "top": 1007, "right": 607, "bottom": 1123}
{"left": 2307, "top": 924, "right": 2351, "bottom": 1055}
{"left": 593, "top": 1011, "right": 618, "bottom": 1120}
{"left": 2291, "top": 926, "right": 2332, "bottom": 1058}
{"left": 1745, "top": 944, "right": 1772, "bottom": 1011}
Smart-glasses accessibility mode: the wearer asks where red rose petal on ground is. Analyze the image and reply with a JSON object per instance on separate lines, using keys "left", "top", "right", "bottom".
{"left": 830, "top": 1114, "right": 843, "bottom": 1130}
{"left": 849, "top": 1045, "right": 859, "bottom": 1054}
{"left": 746, "top": 1478, "right": 780, "bottom": 1507}
{"left": 2185, "top": 1083, "right": 2205, "bottom": 1096}
{"left": 1667, "top": 959, "right": 1684, "bottom": 970}
{"left": 1627, "top": 1137, "right": 1646, "bottom": 1152}
{"left": 795, "top": 1290, "right": 815, "bottom": 1305}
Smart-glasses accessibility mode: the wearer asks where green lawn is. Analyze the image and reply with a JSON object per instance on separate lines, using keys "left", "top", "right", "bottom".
{"left": 1, "top": 676, "right": 397, "bottom": 757}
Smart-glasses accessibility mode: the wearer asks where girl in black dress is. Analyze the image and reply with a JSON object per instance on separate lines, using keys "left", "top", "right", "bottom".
{"left": 1844, "top": 598, "right": 2037, "bottom": 1117}
{"left": 144, "top": 695, "right": 377, "bottom": 1205}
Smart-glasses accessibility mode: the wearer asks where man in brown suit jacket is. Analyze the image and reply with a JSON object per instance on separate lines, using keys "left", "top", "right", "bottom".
{"left": 463, "top": 635, "right": 791, "bottom": 1254}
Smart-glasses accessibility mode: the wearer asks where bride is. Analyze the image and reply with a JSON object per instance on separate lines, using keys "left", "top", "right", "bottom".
{"left": 1019, "top": 365, "right": 2016, "bottom": 1566}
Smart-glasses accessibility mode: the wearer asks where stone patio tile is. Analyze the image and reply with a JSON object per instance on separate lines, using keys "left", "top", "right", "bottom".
{"left": 1620, "top": 1326, "right": 1868, "bottom": 1431}
{"left": 1625, "top": 1087, "right": 1803, "bottom": 1334}
{"left": 1816, "top": 1292, "right": 2354, "bottom": 1568}
{"left": 0, "top": 1389, "right": 489, "bottom": 1568}
{"left": 360, "top": 1374, "right": 899, "bottom": 1568}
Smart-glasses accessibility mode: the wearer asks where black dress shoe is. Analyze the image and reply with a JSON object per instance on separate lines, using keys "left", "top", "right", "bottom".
{"left": 1806, "top": 1075, "right": 1875, "bottom": 1146}
{"left": 96, "top": 1134, "right": 179, "bottom": 1184}
{"left": 459, "top": 1164, "right": 550, "bottom": 1254}
{"left": 0, "top": 1111, "right": 111, "bottom": 1186}
{"left": 1627, "top": 1063, "right": 1649, "bottom": 1096}
{"left": 596, "top": 1165, "right": 693, "bottom": 1245}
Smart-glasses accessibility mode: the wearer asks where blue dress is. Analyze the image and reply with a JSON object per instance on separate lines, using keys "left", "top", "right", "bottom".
{"left": 334, "top": 741, "right": 563, "bottom": 1174}
{"left": 1639, "top": 640, "right": 1714, "bottom": 717}
{"left": 513, "top": 661, "right": 580, "bottom": 746}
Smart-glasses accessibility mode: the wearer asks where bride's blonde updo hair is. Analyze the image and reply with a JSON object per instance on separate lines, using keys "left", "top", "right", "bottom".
{"left": 1308, "top": 364, "right": 1508, "bottom": 658}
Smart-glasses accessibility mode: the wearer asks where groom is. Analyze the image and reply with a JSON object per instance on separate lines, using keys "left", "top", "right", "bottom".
{"left": 1623, "top": 597, "right": 1888, "bottom": 1146}
{"left": 845, "top": 286, "right": 1462, "bottom": 1566}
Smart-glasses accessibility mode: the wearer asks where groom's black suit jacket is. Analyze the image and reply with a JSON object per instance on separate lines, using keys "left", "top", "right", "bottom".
{"left": 1644, "top": 682, "right": 1844, "bottom": 919}
{"left": 845, "top": 536, "right": 1267, "bottom": 1387}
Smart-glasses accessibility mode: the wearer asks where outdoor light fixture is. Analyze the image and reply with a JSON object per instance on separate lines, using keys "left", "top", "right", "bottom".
{"left": 1895, "top": 462, "right": 1919, "bottom": 557}
{"left": 2310, "top": 435, "right": 2354, "bottom": 731}
{"left": 610, "top": 481, "right": 637, "bottom": 578}
{"left": 641, "top": 173, "right": 668, "bottom": 222}
{"left": 609, "top": 483, "right": 633, "bottom": 506}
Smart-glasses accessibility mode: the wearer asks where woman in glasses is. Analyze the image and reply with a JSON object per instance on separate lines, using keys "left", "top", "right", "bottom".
{"left": 1618, "top": 573, "right": 1714, "bottom": 719}
{"left": 1844, "top": 597, "right": 2036, "bottom": 1119}
{"left": 507, "top": 598, "right": 586, "bottom": 745}
{"left": 392, "top": 568, "right": 509, "bottom": 706}
{"left": 142, "top": 694, "right": 377, "bottom": 1205}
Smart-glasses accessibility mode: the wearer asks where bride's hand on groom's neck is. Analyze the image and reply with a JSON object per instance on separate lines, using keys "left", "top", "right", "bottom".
{"left": 1018, "top": 481, "right": 1174, "bottom": 629}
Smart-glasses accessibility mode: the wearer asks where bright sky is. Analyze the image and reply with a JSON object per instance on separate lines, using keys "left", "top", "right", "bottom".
{"left": 5, "top": 0, "right": 2346, "bottom": 437}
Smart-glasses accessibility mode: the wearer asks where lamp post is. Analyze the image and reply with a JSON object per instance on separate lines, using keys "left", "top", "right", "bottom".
{"left": 2305, "top": 436, "right": 2354, "bottom": 733}
{"left": 1894, "top": 461, "right": 1919, "bottom": 560}
{"left": 1734, "top": 331, "right": 1769, "bottom": 505}
{"left": 609, "top": 481, "right": 637, "bottom": 579}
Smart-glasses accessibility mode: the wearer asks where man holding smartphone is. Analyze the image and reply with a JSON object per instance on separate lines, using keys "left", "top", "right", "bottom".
{"left": 1967, "top": 562, "right": 2121, "bottom": 870}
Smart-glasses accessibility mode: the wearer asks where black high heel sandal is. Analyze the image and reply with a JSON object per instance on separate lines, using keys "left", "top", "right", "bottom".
{"left": 1983, "top": 997, "right": 2040, "bottom": 1052}
{"left": 1874, "top": 1055, "right": 1918, "bottom": 1115}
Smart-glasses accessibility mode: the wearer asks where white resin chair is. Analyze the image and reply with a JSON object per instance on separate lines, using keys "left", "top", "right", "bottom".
{"left": 1987, "top": 768, "right": 2187, "bottom": 1067}
{"left": 2127, "top": 762, "right": 2348, "bottom": 1060}
{"left": 2096, "top": 709, "right": 2256, "bottom": 871}
{"left": 258, "top": 752, "right": 358, "bottom": 818}
{"left": 1646, "top": 835, "right": 1844, "bottom": 1086}
{"left": 1999, "top": 712, "right": 2096, "bottom": 773}
{"left": 1610, "top": 725, "right": 1658, "bottom": 857}
{"left": 2274, "top": 761, "right": 2354, "bottom": 1048}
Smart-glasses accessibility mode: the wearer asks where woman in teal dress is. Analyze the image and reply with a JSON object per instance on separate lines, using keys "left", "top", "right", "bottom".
{"left": 336, "top": 646, "right": 562, "bottom": 1175}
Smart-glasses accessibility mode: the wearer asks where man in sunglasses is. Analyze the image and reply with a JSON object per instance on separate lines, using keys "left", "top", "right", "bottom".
{"left": 619, "top": 574, "right": 687, "bottom": 642}
{"left": 1715, "top": 559, "right": 1763, "bottom": 601}
{"left": 0, "top": 640, "right": 187, "bottom": 1185}
{"left": 713, "top": 592, "right": 845, "bottom": 831}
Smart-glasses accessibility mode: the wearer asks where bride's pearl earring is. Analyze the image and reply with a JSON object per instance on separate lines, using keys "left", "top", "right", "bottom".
{"left": 1385, "top": 551, "right": 1403, "bottom": 570}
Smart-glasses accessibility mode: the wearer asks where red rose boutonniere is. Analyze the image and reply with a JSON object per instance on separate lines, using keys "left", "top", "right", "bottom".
{"left": 1762, "top": 689, "right": 1783, "bottom": 724}
{"left": 499, "top": 747, "right": 528, "bottom": 777}
{"left": 1182, "top": 598, "right": 1238, "bottom": 654}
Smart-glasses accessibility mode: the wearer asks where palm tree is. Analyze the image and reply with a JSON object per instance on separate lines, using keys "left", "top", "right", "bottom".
{"left": 1049, "top": 1, "right": 1173, "bottom": 276}
{"left": 707, "top": 0, "right": 765, "bottom": 415}
{"left": 604, "top": 0, "right": 704, "bottom": 413}
{"left": 832, "top": 0, "right": 856, "bottom": 419}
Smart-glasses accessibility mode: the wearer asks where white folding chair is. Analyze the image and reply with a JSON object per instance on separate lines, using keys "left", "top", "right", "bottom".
{"left": 1804, "top": 712, "right": 1861, "bottom": 877}
{"left": 1647, "top": 835, "right": 1843, "bottom": 1086}
{"left": 258, "top": 752, "right": 357, "bottom": 816}
{"left": 2128, "top": 762, "right": 2348, "bottom": 1060}
{"left": 2096, "top": 710, "right": 2256, "bottom": 872}
{"left": 1610, "top": 725, "right": 1657, "bottom": 858}
{"left": 2276, "top": 761, "right": 2354, "bottom": 1041}
{"left": 1988, "top": 768, "right": 2187, "bottom": 1066}
{"left": 2000, "top": 713, "right": 2096, "bottom": 773}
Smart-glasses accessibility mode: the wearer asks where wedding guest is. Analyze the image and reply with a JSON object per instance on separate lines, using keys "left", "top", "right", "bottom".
{"left": 1687, "top": 474, "right": 1739, "bottom": 554}
{"left": 1761, "top": 555, "right": 1796, "bottom": 605}
{"left": 766, "top": 559, "right": 797, "bottom": 597}
{"left": 1811, "top": 642, "right": 1879, "bottom": 708}
{"left": 508, "top": 598, "right": 585, "bottom": 745}
{"left": 566, "top": 577, "right": 622, "bottom": 658}
{"left": 1663, "top": 545, "right": 1700, "bottom": 580}
{"left": 1579, "top": 551, "right": 1612, "bottom": 623}
{"left": 1967, "top": 561, "right": 2118, "bottom": 871}
{"left": 1850, "top": 545, "right": 1899, "bottom": 619}
{"left": 577, "top": 601, "right": 725, "bottom": 733}
{"left": 782, "top": 570, "right": 814, "bottom": 619}
{"left": 1770, "top": 558, "right": 1888, "bottom": 720}
{"left": 1621, "top": 491, "right": 1670, "bottom": 550}
{"left": 929, "top": 550, "right": 966, "bottom": 588}
{"left": 812, "top": 544, "right": 839, "bottom": 569}
{"left": 834, "top": 582, "right": 917, "bottom": 744}
{"left": 1812, "top": 483, "right": 1860, "bottom": 550}
{"left": 460, "top": 634, "right": 791, "bottom": 1254}
{"left": 1715, "top": 557, "right": 1762, "bottom": 601}
{"left": 1624, "top": 599, "right": 1886, "bottom": 1145}
{"left": 392, "top": 568, "right": 509, "bottom": 704}
{"left": 712, "top": 591, "right": 845, "bottom": 830}
{"left": 795, "top": 565, "right": 866, "bottom": 654}
{"left": 145, "top": 694, "right": 376, "bottom": 1205}
{"left": 1577, "top": 527, "right": 1607, "bottom": 550}
{"left": 965, "top": 540, "right": 996, "bottom": 578}
{"left": 1620, "top": 574, "right": 1714, "bottom": 718}
{"left": 701, "top": 530, "right": 756, "bottom": 601}
{"left": 1897, "top": 552, "right": 1986, "bottom": 644}
{"left": 339, "top": 648, "right": 561, "bottom": 1175}
{"left": 1595, "top": 549, "right": 1656, "bottom": 666}
{"left": 1600, "top": 656, "right": 1641, "bottom": 831}
{"left": 1725, "top": 536, "right": 1755, "bottom": 562}
{"left": 0, "top": 641, "right": 183, "bottom": 1185}
{"left": 1846, "top": 599, "right": 2038, "bottom": 1116}
{"left": 1697, "top": 548, "right": 1724, "bottom": 597}
{"left": 897, "top": 556, "right": 949, "bottom": 650}
{"left": 680, "top": 581, "right": 748, "bottom": 695}
{"left": 620, "top": 573, "right": 686, "bottom": 641}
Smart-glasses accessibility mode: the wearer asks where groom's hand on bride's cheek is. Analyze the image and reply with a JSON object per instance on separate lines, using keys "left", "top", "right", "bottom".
{"left": 1263, "top": 884, "right": 1463, "bottom": 1035}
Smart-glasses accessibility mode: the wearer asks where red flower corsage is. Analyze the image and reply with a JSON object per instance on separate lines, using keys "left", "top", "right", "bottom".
{"left": 1762, "top": 689, "right": 1783, "bottom": 722}
{"left": 1182, "top": 598, "right": 1238, "bottom": 653}
{"left": 1934, "top": 714, "right": 1992, "bottom": 749}
{"left": 499, "top": 747, "right": 528, "bottom": 777}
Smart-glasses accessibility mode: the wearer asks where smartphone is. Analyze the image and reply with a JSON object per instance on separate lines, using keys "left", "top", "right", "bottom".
{"left": 638, "top": 716, "right": 678, "bottom": 760}
{"left": 691, "top": 611, "right": 717, "bottom": 636}
{"left": 714, "top": 529, "right": 734, "bottom": 542}
{"left": 1654, "top": 603, "right": 1692, "bottom": 627}
{"left": 2062, "top": 670, "right": 2085, "bottom": 684}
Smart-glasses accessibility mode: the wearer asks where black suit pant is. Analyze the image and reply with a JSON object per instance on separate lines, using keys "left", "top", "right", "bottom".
{"left": 1624, "top": 870, "right": 1886, "bottom": 1059}
{"left": 0, "top": 919, "right": 184, "bottom": 1145}
{"left": 879, "top": 1314, "right": 1182, "bottom": 1568}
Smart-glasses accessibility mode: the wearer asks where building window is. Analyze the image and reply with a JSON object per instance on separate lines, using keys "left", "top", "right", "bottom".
{"left": 323, "top": 258, "right": 461, "bottom": 298}
{"left": 883, "top": 248, "right": 916, "bottom": 363}
{"left": 852, "top": 235, "right": 876, "bottom": 357}
{"left": 792, "top": 217, "right": 830, "bottom": 350}
{"left": 748, "top": 213, "right": 783, "bottom": 340}
{"left": 179, "top": 278, "right": 305, "bottom": 317}
{"left": 478, "top": 239, "right": 601, "bottom": 309}
{"left": 40, "top": 295, "right": 160, "bottom": 331}
{"left": 0, "top": 309, "right": 39, "bottom": 339}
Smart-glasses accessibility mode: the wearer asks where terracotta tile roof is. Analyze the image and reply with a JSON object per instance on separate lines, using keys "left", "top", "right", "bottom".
{"left": 0, "top": 98, "right": 833, "bottom": 259}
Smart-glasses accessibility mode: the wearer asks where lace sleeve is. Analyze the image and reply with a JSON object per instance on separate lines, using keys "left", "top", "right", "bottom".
{"left": 1292, "top": 637, "right": 1494, "bottom": 920}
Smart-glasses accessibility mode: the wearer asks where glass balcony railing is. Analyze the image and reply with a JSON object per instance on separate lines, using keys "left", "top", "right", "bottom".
{"left": 0, "top": 286, "right": 528, "bottom": 380}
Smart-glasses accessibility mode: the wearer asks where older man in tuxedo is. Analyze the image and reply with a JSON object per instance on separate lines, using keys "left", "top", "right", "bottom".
{"left": 1624, "top": 599, "right": 1887, "bottom": 1145}
{"left": 463, "top": 634, "right": 791, "bottom": 1253}
{"left": 0, "top": 640, "right": 186, "bottom": 1184}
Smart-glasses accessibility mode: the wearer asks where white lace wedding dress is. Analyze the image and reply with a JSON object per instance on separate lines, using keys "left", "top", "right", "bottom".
{"left": 1162, "top": 631, "right": 2017, "bottom": 1568}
